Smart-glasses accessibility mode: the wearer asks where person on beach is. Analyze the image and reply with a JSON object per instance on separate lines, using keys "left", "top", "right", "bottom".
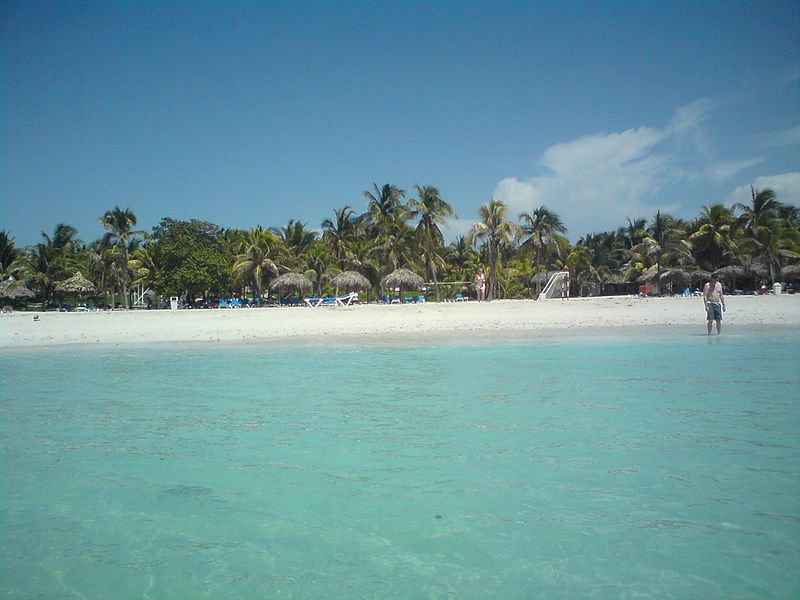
{"left": 561, "top": 270, "right": 570, "bottom": 300}
{"left": 703, "top": 273, "right": 726, "bottom": 335}
{"left": 474, "top": 268, "right": 486, "bottom": 302}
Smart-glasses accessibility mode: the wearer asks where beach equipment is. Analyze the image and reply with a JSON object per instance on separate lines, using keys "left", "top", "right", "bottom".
{"left": 54, "top": 272, "right": 97, "bottom": 309}
{"left": 304, "top": 292, "right": 359, "bottom": 308}
{"left": 713, "top": 265, "right": 747, "bottom": 289}
{"left": 0, "top": 278, "right": 35, "bottom": 300}
{"left": 331, "top": 271, "right": 371, "bottom": 293}
{"left": 689, "top": 270, "right": 712, "bottom": 284}
{"left": 537, "top": 271, "right": 569, "bottom": 301}
{"left": 780, "top": 264, "right": 800, "bottom": 281}
{"left": 381, "top": 268, "right": 424, "bottom": 293}
{"left": 270, "top": 272, "right": 313, "bottom": 296}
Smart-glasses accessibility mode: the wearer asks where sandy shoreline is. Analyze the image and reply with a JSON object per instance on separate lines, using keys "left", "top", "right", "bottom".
{"left": 2, "top": 295, "right": 799, "bottom": 350}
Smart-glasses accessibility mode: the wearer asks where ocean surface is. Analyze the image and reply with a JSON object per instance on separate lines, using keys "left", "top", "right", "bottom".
{"left": 1, "top": 326, "right": 799, "bottom": 599}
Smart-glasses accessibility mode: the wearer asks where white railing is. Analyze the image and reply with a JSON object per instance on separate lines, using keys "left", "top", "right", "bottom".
{"left": 132, "top": 285, "right": 150, "bottom": 307}
{"left": 538, "top": 272, "right": 569, "bottom": 301}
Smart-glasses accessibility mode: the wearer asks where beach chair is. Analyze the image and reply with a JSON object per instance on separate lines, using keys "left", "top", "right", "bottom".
{"left": 335, "top": 292, "right": 359, "bottom": 307}
{"left": 304, "top": 297, "right": 323, "bottom": 307}
{"left": 218, "top": 299, "right": 229, "bottom": 308}
{"left": 454, "top": 293, "right": 467, "bottom": 302}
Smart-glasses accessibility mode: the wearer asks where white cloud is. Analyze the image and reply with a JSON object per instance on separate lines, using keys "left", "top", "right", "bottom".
{"left": 492, "top": 99, "right": 762, "bottom": 237}
{"left": 728, "top": 172, "right": 800, "bottom": 207}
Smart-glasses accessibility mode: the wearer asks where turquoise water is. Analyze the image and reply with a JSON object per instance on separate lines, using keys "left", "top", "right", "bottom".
{"left": 1, "top": 326, "right": 799, "bottom": 599}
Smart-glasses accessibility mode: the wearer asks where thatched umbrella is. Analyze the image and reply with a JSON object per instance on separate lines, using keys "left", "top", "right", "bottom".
{"left": 270, "top": 272, "right": 313, "bottom": 297}
{"left": 0, "top": 278, "right": 35, "bottom": 300}
{"left": 658, "top": 268, "right": 691, "bottom": 292}
{"left": 55, "top": 272, "right": 97, "bottom": 296}
{"left": 638, "top": 265, "right": 660, "bottom": 283}
{"left": 781, "top": 264, "right": 800, "bottom": 281}
{"left": 714, "top": 265, "right": 746, "bottom": 290}
{"left": 381, "top": 268, "right": 424, "bottom": 293}
{"left": 331, "top": 270, "right": 371, "bottom": 294}
{"left": 689, "top": 270, "right": 712, "bottom": 285}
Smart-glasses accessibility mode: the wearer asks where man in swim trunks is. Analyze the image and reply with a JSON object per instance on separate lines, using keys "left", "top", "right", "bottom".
{"left": 703, "top": 273, "right": 726, "bottom": 335}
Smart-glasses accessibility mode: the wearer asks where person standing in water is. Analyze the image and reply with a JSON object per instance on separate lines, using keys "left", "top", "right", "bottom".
{"left": 474, "top": 268, "right": 486, "bottom": 302}
{"left": 703, "top": 273, "right": 726, "bottom": 335}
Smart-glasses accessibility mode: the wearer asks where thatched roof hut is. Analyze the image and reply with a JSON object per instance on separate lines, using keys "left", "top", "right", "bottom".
{"left": 714, "top": 265, "right": 746, "bottom": 280}
{"left": 381, "top": 268, "right": 424, "bottom": 291}
{"left": 55, "top": 272, "right": 96, "bottom": 295}
{"left": 781, "top": 264, "right": 800, "bottom": 281}
{"left": 0, "top": 278, "right": 35, "bottom": 299}
{"left": 270, "top": 272, "right": 313, "bottom": 296}
{"left": 689, "top": 270, "right": 712, "bottom": 285}
{"left": 331, "top": 270, "right": 371, "bottom": 292}
{"left": 658, "top": 268, "right": 691, "bottom": 285}
{"left": 638, "top": 265, "right": 660, "bottom": 283}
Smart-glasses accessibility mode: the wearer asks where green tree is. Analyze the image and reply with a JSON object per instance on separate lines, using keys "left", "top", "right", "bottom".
{"left": 687, "top": 204, "right": 737, "bottom": 271}
{"left": 149, "top": 218, "right": 233, "bottom": 299}
{"left": 280, "top": 220, "right": 318, "bottom": 269}
{"left": 469, "top": 199, "right": 518, "bottom": 300}
{"left": 408, "top": 185, "right": 456, "bottom": 301}
{"left": 628, "top": 211, "right": 691, "bottom": 280}
{"left": 519, "top": 206, "right": 568, "bottom": 289}
{"left": 98, "top": 207, "right": 146, "bottom": 308}
{"left": 322, "top": 207, "right": 359, "bottom": 267}
{"left": 232, "top": 227, "right": 284, "bottom": 299}
{"left": 0, "top": 231, "right": 18, "bottom": 279}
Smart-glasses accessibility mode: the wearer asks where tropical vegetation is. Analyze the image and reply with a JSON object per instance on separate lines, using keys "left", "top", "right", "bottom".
{"left": 1, "top": 185, "right": 798, "bottom": 309}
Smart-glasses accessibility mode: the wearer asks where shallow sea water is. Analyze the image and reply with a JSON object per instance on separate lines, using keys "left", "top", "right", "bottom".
{"left": 1, "top": 325, "right": 799, "bottom": 599}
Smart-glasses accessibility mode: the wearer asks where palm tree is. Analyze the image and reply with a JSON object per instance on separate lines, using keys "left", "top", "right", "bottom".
{"left": 733, "top": 187, "right": 780, "bottom": 236}
{"left": 519, "top": 206, "right": 568, "bottom": 290}
{"left": 687, "top": 204, "right": 737, "bottom": 271}
{"left": 42, "top": 223, "right": 81, "bottom": 252}
{"left": 629, "top": 211, "right": 691, "bottom": 280}
{"left": 20, "top": 243, "right": 71, "bottom": 310}
{"left": 468, "top": 199, "right": 518, "bottom": 300}
{"left": 98, "top": 207, "right": 146, "bottom": 309}
{"left": 280, "top": 220, "right": 318, "bottom": 268}
{"left": 232, "top": 227, "right": 284, "bottom": 299}
{"left": 362, "top": 183, "right": 406, "bottom": 233}
{"left": 408, "top": 185, "right": 456, "bottom": 301}
{"left": 322, "top": 206, "right": 359, "bottom": 267}
{"left": 0, "top": 231, "right": 18, "bottom": 279}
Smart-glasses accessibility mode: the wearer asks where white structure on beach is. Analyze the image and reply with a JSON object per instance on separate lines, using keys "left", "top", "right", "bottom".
{"left": 538, "top": 271, "right": 570, "bottom": 301}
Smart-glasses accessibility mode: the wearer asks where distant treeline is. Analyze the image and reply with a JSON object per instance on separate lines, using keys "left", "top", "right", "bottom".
{"left": 1, "top": 184, "right": 798, "bottom": 308}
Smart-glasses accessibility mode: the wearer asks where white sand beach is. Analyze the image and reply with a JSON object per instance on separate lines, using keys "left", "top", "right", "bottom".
{"left": 2, "top": 295, "right": 799, "bottom": 349}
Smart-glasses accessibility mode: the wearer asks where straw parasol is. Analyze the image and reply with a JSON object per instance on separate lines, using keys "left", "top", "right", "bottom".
{"left": 781, "top": 264, "right": 800, "bottom": 281}
{"left": 714, "top": 265, "right": 746, "bottom": 279}
{"left": 55, "top": 272, "right": 97, "bottom": 295}
{"left": 714, "top": 264, "right": 747, "bottom": 289}
{"left": 270, "top": 272, "right": 313, "bottom": 296}
{"left": 689, "top": 269, "right": 712, "bottom": 285}
{"left": 331, "top": 270, "right": 371, "bottom": 293}
{"left": 0, "top": 278, "right": 35, "bottom": 300}
{"left": 381, "top": 268, "right": 424, "bottom": 291}
{"left": 637, "top": 265, "right": 660, "bottom": 283}
{"left": 658, "top": 268, "right": 692, "bottom": 290}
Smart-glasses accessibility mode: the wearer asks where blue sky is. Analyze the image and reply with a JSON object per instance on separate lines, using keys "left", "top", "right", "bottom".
{"left": 3, "top": 0, "right": 799, "bottom": 247}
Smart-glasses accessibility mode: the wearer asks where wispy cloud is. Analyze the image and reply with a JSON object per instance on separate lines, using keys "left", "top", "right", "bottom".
{"left": 492, "top": 99, "right": 763, "bottom": 237}
{"left": 728, "top": 172, "right": 800, "bottom": 206}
